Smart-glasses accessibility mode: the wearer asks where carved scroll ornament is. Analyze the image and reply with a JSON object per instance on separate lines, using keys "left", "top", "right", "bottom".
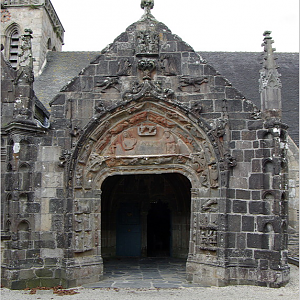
{"left": 122, "top": 80, "right": 174, "bottom": 101}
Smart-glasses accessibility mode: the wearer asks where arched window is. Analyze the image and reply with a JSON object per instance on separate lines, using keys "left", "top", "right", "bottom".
{"left": 9, "top": 29, "right": 20, "bottom": 69}
{"left": 4, "top": 23, "right": 21, "bottom": 69}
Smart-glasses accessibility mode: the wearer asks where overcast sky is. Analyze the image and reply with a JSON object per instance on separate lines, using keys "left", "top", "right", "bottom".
{"left": 50, "top": 0, "right": 299, "bottom": 53}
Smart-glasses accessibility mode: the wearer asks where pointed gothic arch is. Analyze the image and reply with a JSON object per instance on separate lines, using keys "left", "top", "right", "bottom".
{"left": 66, "top": 98, "right": 228, "bottom": 274}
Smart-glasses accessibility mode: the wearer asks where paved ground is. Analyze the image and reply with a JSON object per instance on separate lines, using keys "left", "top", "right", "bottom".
{"left": 1, "top": 259, "right": 299, "bottom": 300}
{"left": 84, "top": 258, "right": 200, "bottom": 289}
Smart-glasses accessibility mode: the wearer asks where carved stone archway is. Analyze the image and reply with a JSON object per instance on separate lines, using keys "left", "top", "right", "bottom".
{"left": 67, "top": 98, "right": 228, "bottom": 285}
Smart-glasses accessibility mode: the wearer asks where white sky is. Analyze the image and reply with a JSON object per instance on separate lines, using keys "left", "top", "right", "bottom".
{"left": 50, "top": 0, "right": 299, "bottom": 52}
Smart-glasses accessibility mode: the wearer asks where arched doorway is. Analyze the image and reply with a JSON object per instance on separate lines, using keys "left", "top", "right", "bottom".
{"left": 101, "top": 173, "right": 191, "bottom": 258}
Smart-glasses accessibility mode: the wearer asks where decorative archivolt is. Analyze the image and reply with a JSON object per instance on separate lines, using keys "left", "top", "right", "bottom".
{"left": 71, "top": 100, "right": 223, "bottom": 191}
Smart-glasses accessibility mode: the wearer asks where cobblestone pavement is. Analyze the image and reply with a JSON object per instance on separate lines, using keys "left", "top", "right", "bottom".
{"left": 84, "top": 258, "right": 200, "bottom": 289}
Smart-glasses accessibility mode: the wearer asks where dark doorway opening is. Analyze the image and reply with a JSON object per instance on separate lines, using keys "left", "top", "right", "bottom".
{"left": 101, "top": 173, "right": 191, "bottom": 258}
{"left": 147, "top": 200, "right": 171, "bottom": 257}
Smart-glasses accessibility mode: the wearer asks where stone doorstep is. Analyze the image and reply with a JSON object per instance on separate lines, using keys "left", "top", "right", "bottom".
{"left": 35, "top": 289, "right": 54, "bottom": 295}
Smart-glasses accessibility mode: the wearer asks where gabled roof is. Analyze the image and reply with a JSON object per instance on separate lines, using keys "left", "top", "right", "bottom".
{"left": 33, "top": 51, "right": 299, "bottom": 146}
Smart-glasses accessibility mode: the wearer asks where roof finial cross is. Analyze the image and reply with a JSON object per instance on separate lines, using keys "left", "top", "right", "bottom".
{"left": 141, "top": 0, "right": 154, "bottom": 14}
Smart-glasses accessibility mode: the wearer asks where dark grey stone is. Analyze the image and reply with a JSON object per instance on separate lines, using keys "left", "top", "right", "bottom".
{"left": 233, "top": 200, "right": 247, "bottom": 213}
{"left": 242, "top": 216, "right": 255, "bottom": 231}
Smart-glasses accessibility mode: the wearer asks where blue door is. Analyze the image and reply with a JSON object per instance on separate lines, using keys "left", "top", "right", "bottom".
{"left": 116, "top": 203, "right": 141, "bottom": 256}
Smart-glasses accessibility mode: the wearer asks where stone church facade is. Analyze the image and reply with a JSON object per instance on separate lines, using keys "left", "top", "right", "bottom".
{"left": 1, "top": 0, "right": 297, "bottom": 289}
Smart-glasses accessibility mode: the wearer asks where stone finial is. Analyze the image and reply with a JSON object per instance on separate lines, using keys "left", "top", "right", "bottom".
{"left": 140, "top": 0, "right": 156, "bottom": 21}
{"left": 261, "top": 31, "right": 278, "bottom": 71}
{"left": 259, "top": 31, "right": 282, "bottom": 119}
{"left": 141, "top": 0, "right": 154, "bottom": 11}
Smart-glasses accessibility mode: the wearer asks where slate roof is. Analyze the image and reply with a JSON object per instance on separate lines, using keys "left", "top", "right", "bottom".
{"left": 199, "top": 52, "right": 299, "bottom": 145}
{"left": 34, "top": 51, "right": 99, "bottom": 110}
{"left": 34, "top": 51, "right": 299, "bottom": 146}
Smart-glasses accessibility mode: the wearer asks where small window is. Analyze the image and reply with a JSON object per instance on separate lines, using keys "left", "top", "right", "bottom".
{"left": 47, "top": 38, "right": 51, "bottom": 50}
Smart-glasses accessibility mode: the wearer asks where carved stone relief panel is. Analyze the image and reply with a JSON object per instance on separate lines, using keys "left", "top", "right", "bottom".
{"left": 106, "top": 125, "right": 183, "bottom": 156}
{"left": 74, "top": 199, "right": 94, "bottom": 252}
{"left": 95, "top": 77, "right": 120, "bottom": 93}
{"left": 198, "top": 226, "right": 218, "bottom": 251}
{"left": 73, "top": 101, "right": 221, "bottom": 192}
{"left": 179, "top": 76, "right": 208, "bottom": 92}
{"left": 136, "top": 30, "right": 159, "bottom": 56}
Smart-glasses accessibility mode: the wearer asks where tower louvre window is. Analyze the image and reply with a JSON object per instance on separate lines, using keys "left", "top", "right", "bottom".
{"left": 9, "top": 30, "right": 20, "bottom": 69}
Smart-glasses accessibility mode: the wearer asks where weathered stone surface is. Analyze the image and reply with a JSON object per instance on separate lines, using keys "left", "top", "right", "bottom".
{"left": 1, "top": 1, "right": 291, "bottom": 291}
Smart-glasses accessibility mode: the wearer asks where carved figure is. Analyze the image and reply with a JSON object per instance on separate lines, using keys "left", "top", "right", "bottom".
{"left": 163, "top": 130, "right": 176, "bottom": 154}
{"left": 179, "top": 76, "right": 208, "bottom": 92}
{"left": 201, "top": 199, "right": 218, "bottom": 212}
{"left": 121, "top": 131, "right": 137, "bottom": 151}
{"left": 129, "top": 112, "right": 147, "bottom": 125}
{"left": 211, "top": 118, "right": 227, "bottom": 137}
{"left": 200, "top": 169, "right": 209, "bottom": 187}
{"left": 190, "top": 151, "right": 206, "bottom": 173}
{"left": 224, "top": 153, "right": 237, "bottom": 169}
{"left": 91, "top": 121, "right": 110, "bottom": 140}
{"left": 58, "top": 150, "right": 71, "bottom": 168}
{"left": 110, "top": 121, "right": 129, "bottom": 135}
{"left": 209, "top": 163, "right": 219, "bottom": 187}
{"left": 117, "top": 59, "right": 132, "bottom": 76}
{"left": 203, "top": 141, "right": 214, "bottom": 164}
{"left": 78, "top": 140, "right": 94, "bottom": 164}
{"left": 95, "top": 77, "right": 119, "bottom": 93}
{"left": 191, "top": 102, "right": 202, "bottom": 116}
{"left": 95, "top": 133, "right": 112, "bottom": 153}
{"left": 75, "top": 168, "right": 83, "bottom": 188}
{"left": 95, "top": 101, "right": 106, "bottom": 114}
{"left": 86, "top": 152, "right": 105, "bottom": 173}
{"left": 15, "top": 29, "right": 34, "bottom": 85}
{"left": 160, "top": 54, "right": 178, "bottom": 76}
{"left": 111, "top": 130, "right": 138, "bottom": 155}
{"left": 148, "top": 114, "right": 175, "bottom": 128}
